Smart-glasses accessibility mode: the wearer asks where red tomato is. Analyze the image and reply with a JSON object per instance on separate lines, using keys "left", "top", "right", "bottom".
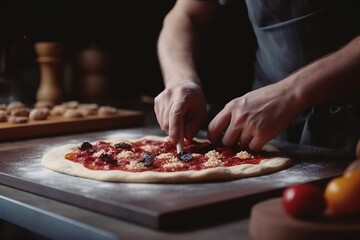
{"left": 282, "top": 183, "right": 326, "bottom": 219}
{"left": 324, "top": 170, "right": 360, "bottom": 215}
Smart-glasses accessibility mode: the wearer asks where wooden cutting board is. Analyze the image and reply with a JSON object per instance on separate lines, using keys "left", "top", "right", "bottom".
{"left": 0, "top": 109, "right": 144, "bottom": 141}
{"left": 249, "top": 198, "right": 360, "bottom": 240}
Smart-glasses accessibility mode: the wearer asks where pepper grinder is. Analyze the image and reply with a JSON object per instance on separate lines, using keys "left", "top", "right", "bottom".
{"left": 77, "top": 44, "right": 110, "bottom": 101}
{"left": 35, "top": 42, "right": 65, "bottom": 104}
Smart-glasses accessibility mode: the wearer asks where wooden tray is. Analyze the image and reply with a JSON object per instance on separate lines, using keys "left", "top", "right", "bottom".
{"left": 249, "top": 198, "right": 360, "bottom": 240}
{"left": 0, "top": 109, "right": 145, "bottom": 141}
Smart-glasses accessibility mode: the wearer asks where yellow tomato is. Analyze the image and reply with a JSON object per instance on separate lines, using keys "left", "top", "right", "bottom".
{"left": 324, "top": 170, "right": 360, "bottom": 215}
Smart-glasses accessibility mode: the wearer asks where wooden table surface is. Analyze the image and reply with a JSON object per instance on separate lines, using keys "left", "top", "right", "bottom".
{"left": 0, "top": 124, "right": 355, "bottom": 240}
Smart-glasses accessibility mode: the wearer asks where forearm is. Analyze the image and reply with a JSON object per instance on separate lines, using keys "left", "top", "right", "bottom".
{"left": 157, "top": 14, "right": 202, "bottom": 88}
{"left": 285, "top": 35, "right": 360, "bottom": 111}
{"left": 157, "top": 1, "right": 218, "bottom": 89}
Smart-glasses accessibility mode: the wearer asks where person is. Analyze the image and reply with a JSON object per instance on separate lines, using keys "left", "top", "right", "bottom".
{"left": 154, "top": 0, "right": 360, "bottom": 152}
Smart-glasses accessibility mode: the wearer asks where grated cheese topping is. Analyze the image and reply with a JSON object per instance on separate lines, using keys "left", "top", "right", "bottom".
{"left": 157, "top": 152, "right": 176, "bottom": 160}
{"left": 92, "top": 149, "right": 106, "bottom": 158}
{"left": 205, "top": 150, "right": 222, "bottom": 159}
{"left": 236, "top": 151, "right": 254, "bottom": 159}
{"left": 116, "top": 150, "right": 135, "bottom": 159}
{"left": 162, "top": 161, "right": 185, "bottom": 169}
{"left": 126, "top": 161, "right": 148, "bottom": 170}
{"left": 140, "top": 144, "right": 160, "bottom": 152}
{"left": 203, "top": 157, "right": 224, "bottom": 167}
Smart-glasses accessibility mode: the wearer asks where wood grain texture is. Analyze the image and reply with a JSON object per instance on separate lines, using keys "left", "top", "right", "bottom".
{"left": 249, "top": 198, "right": 360, "bottom": 240}
{"left": 0, "top": 109, "right": 144, "bottom": 141}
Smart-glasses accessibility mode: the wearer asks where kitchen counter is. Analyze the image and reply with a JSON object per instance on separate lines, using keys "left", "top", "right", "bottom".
{"left": 0, "top": 125, "right": 355, "bottom": 240}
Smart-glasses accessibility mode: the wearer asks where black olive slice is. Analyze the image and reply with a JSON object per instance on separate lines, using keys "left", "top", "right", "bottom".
{"left": 99, "top": 153, "right": 117, "bottom": 164}
{"left": 138, "top": 153, "right": 155, "bottom": 166}
{"left": 114, "top": 142, "right": 132, "bottom": 150}
{"left": 177, "top": 151, "right": 193, "bottom": 162}
{"left": 78, "top": 142, "right": 93, "bottom": 152}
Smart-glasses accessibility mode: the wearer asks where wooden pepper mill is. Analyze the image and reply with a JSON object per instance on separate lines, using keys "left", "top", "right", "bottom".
{"left": 35, "top": 42, "right": 65, "bottom": 104}
{"left": 77, "top": 44, "right": 110, "bottom": 101}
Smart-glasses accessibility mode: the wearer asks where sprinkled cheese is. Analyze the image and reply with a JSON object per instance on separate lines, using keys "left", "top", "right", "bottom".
{"left": 162, "top": 161, "right": 185, "bottom": 169}
{"left": 92, "top": 149, "right": 106, "bottom": 158}
{"left": 140, "top": 144, "right": 160, "bottom": 152}
{"left": 126, "top": 161, "right": 148, "bottom": 170}
{"left": 116, "top": 150, "right": 135, "bottom": 159}
{"left": 203, "top": 157, "right": 224, "bottom": 167}
{"left": 157, "top": 152, "right": 176, "bottom": 160}
{"left": 205, "top": 150, "right": 222, "bottom": 159}
{"left": 192, "top": 153, "right": 202, "bottom": 158}
{"left": 236, "top": 151, "right": 254, "bottom": 159}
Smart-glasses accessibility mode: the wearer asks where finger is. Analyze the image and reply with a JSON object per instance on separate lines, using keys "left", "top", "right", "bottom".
{"left": 154, "top": 108, "right": 165, "bottom": 132}
{"left": 169, "top": 117, "right": 182, "bottom": 145}
{"left": 217, "top": 110, "right": 244, "bottom": 147}
{"left": 208, "top": 110, "right": 231, "bottom": 144}
{"left": 183, "top": 119, "right": 200, "bottom": 141}
{"left": 184, "top": 106, "right": 207, "bottom": 141}
{"left": 248, "top": 136, "right": 265, "bottom": 151}
{"left": 153, "top": 96, "right": 161, "bottom": 123}
{"left": 160, "top": 106, "right": 170, "bottom": 133}
{"left": 238, "top": 123, "right": 255, "bottom": 148}
{"left": 168, "top": 105, "right": 183, "bottom": 144}
{"left": 221, "top": 124, "right": 241, "bottom": 147}
{"left": 154, "top": 95, "right": 168, "bottom": 132}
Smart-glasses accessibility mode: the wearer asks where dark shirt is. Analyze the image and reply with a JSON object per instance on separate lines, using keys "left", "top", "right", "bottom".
{"left": 219, "top": 0, "right": 360, "bottom": 151}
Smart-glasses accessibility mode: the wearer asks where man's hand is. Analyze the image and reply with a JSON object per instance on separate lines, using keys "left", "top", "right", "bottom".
{"left": 154, "top": 82, "right": 207, "bottom": 144}
{"left": 208, "top": 82, "right": 302, "bottom": 150}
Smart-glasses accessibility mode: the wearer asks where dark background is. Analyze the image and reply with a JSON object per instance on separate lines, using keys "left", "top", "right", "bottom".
{"left": 0, "top": 0, "right": 256, "bottom": 106}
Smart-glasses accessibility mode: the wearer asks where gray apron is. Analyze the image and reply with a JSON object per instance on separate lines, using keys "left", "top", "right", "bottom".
{"left": 220, "top": 0, "right": 360, "bottom": 152}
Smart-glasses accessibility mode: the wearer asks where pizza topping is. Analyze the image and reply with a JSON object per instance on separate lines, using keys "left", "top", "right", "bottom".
{"left": 138, "top": 153, "right": 155, "bottom": 166}
{"left": 126, "top": 161, "right": 148, "bottom": 171}
{"left": 163, "top": 160, "right": 185, "bottom": 169}
{"left": 177, "top": 151, "right": 193, "bottom": 162}
{"left": 157, "top": 152, "right": 176, "bottom": 159}
{"left": 114, "top": 142, "right": 132, "bottom": 150}
{"left": 64, "top": 138, "right": 268, "bottom": 172}
{"left": 203, "top": 157, "right": 225, "bottom": 168}
{"left": 140, "top": 144, "right": 160, "bottom": 152}
{"left": 116, "top": 150, "right": 135, "bottom": 159}
{"left": 205, "top": 150, "right": 222, "bottom": 159}
{"left": 92, "top": 149, "right": 106, "bottom": 158}
{"left": 236, "top": 151, "right": 254, "bottom": 159}
{"left": 99, "top": 153, "right": 117, "bottom": 164}
{"left": 78, "top": 142, "right": 94, "bottom": 152}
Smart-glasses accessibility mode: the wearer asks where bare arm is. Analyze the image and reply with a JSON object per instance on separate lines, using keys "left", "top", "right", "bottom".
{"left": 287, "top": 35, "right": 360, "bottom": 109}
{"left": 157, "top": 0, "right": 218, "bottom": 88}
{"left": 208, "top": 35, "right": 360, "bottom": 150}
{"left": 154, "top": 0, "right": 219, "bottom": 143}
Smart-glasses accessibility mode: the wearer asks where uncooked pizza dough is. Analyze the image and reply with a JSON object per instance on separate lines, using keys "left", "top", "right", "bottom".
{"left": 42, "top": 136, "right": 291, "bottom": 183}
